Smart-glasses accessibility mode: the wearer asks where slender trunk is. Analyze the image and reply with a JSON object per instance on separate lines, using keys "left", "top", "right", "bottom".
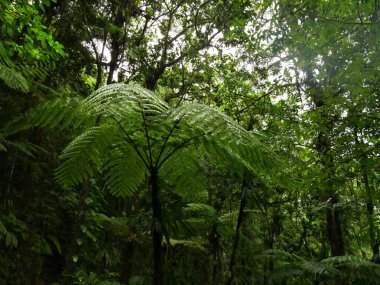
{"left": 150, "top": 167, "right": 163, "bottom": 285}
{"left": 95, "top": 62, "right": 103, "bottom": 90}
{"left": 106, "top": 1, "right": 131, "bottom": 84}
{"left": 363, "top": 170, "right": 379, "bottom": 263}
{"left": 209, "top": 223, "right": 221, "bottom": 284}
{"left": 304, "top": 66, "right": 345, "bottom": 258}
{"left": 302, "top": 64, "right": 346, "bottom": 285}
{"left": 325, "top": 196, "right": 345, "bottom": 256}
{"left": 226, "top": 184, "right": 247, "bottom": 285}
{"left": 207, "top": 182, "right": 226, "bottom": 285}
{"left": 354, "top": 129, "right": 379, "bottom": 262}
{"left": 107, "top": 55, "right": 119, "bottom": 84}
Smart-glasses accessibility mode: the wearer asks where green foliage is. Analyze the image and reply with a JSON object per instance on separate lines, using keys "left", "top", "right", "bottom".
{"left": 6, "top": 84, "right": 274, "bottom": 198}
{"left": 0, "top": 0, "right": 64, "bottom": 65}
{"left": 0, "top": 64, "right": 29, "bottom": 92}
{"left": 0, "top": 213, "right": 27, "bottom": 249}
{"left": 72, "top": 269, "right": 122, "bottom": 285}
{"left": 257, "top": 250, "right": 380, "bottom": 284}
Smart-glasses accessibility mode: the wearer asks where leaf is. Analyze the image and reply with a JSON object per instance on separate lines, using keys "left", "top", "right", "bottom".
{"left": 0, "top": 63, "right": 29, "bottom": 92}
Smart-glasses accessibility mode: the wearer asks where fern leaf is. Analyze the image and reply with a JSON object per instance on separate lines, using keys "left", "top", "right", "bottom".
{"left": 164, "top": 102, "right": 279, "bottom": 180}
{"left": 184, "top": 203, "right": 217, "bottom": 216}
{"left": 301, "top": 260, "right": 340, "bottom": 276}
{"left": 83, "top": 84, "right": 169, "bottom": 118}
{"left": 159, "top": 148, "right": 207, "bottom": 198}
{"left": 0, "top": 133, "right": 7, "bottom": 152}
{"left": 163, "top": 238, "right": 205, "bottom": 251}
{"left": 103, "top": 142, "right": 148, "bottom": 197}
{"left": 0, "top": 63, "right": 29, "bottom": 92}
{"left": 55, "top": 125, "right": 117, "bottom": 187}
{"left": 3, "top": 97, "right": 88, "bottom": 137}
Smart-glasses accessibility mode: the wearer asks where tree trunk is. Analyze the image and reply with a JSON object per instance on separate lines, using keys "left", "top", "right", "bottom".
{"left": 226, "top": 182, "right": 247, "bottom": 285}
{"left": 354, "top": 129, "right": 379, "bottom": 262}
{"left": 304, "top": 66, "right": 345, "bottom": 258}
{"left": 150, "top": 167, "right": 164, "bottom": 285}
{"left": 325, "top": 196, "right": 345, "bottom": 256}
{"left": 209, "top": 223, "right": 221, "bottom": 284}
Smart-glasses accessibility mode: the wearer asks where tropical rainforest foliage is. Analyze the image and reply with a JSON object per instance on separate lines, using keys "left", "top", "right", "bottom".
{"left": 0, "top": 0, "right": 379, "bottom": 284}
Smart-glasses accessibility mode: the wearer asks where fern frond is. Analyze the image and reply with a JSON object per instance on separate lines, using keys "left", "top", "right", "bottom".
{"left": 0, "top": 63, "right": 29, "bottom": 92}
{"left": 159, "top": 148, "right": 207, "bottom": 199}
{"left": 301, "top": 260, "right": 340, "bottom": 276}
{"left": 0, "top": 133, "right": 7, "bottom": 152}
{"left": 184, "top": 203, "right": 217, "bottom": 216}
{"left": 322, "top": 255, "right": 380, "bottom": 282}
{"left": 163, "top": 238, "right": 205, "bottom": 251}
{"left": 3, "top": 97, "right": 89, "bottom": 137}
{"left": 164, "top": 103, "right": 279, "bottom": 180}
{"left": 103, "top": 142, "right": 148, "bottom": 197}
{"left": 55, "top": 125, "right": 117, "bottom": 187}
{"left": 83, "top": 84, "right": 169, "bottom": 119}
{"left": 321, "top": 255, "right": 379, "bottom": 267}
{"left": 262, "top": 249, "right": 303, "bottom": 261}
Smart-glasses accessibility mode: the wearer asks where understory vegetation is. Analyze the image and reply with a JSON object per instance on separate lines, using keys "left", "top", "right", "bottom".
{"left": 0, "top": 0, "right": 379, "bottom": 284}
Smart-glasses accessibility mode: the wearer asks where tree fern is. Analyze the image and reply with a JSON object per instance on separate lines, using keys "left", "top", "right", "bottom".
{"left": 4, "top": 83, "right": 283, "bottom": 285}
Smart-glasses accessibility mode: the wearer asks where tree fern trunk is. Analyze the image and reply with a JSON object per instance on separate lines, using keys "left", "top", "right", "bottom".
{"left": 151, "top": 167, "right": 164, "bottom": 285}
{"left": 226, "top": 183, "right": 247, "bottom": 285}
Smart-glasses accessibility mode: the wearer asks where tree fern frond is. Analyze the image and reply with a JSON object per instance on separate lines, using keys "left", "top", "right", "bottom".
{"left": 301, "top": 260, "right": 340, "bottom": 276}
{"left": 262, "top": 249, "right": 303, "bottom": 261}
{"left": 3, "top": 97, "right": 88, "bottom": 137}
{"left": 55, "top": 125, "right": 117, "bottom": 187}
{"left": 103, "top": 142, "right": 148, "bottom": 197}
{"left": 163, "top": 238, "right": 205, "bottom": 251}
{"left": 164, "top": 102, "right": 280, "bottom": 181}
{"left": 183, "top": 203, "right": 217, "bottom": 217}
{"left": 83, "top": 84, "right": 169, "bottom": 118}
{"left": 0, "top": 133, "right": 7, "bottom": 152}
{"left": 160, "top": 148, "right": 207, "bottom": 198}
{"left": 18, "top": 62, "right": 49, "bottom": 81}
{"left": 0, "top": 63, "right": 29, "bottom": 92}
{"left": 321, "top": 255, "right": 380, "bottom": 267}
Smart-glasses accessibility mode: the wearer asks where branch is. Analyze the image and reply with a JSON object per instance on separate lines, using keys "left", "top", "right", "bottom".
{"left": 317, "top": 16, "right": 377, "bottom": 25}
{"left": 163, "top": 31, "right": 221, "bottom": 69}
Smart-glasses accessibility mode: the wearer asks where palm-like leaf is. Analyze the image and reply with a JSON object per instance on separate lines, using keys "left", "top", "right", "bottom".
{"left": 103, "top": 142, "right": 148, "bottom": 197}
{"left": 4, "top": 83, "right": 278, "bottom": 196}
{"left": 55, "top": 125, "right": 117, "bottom": 187}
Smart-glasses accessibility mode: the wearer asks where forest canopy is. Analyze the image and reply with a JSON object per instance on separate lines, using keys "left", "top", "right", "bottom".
{"left": 0, "top": 0, "right": 379, "bottom": 284}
